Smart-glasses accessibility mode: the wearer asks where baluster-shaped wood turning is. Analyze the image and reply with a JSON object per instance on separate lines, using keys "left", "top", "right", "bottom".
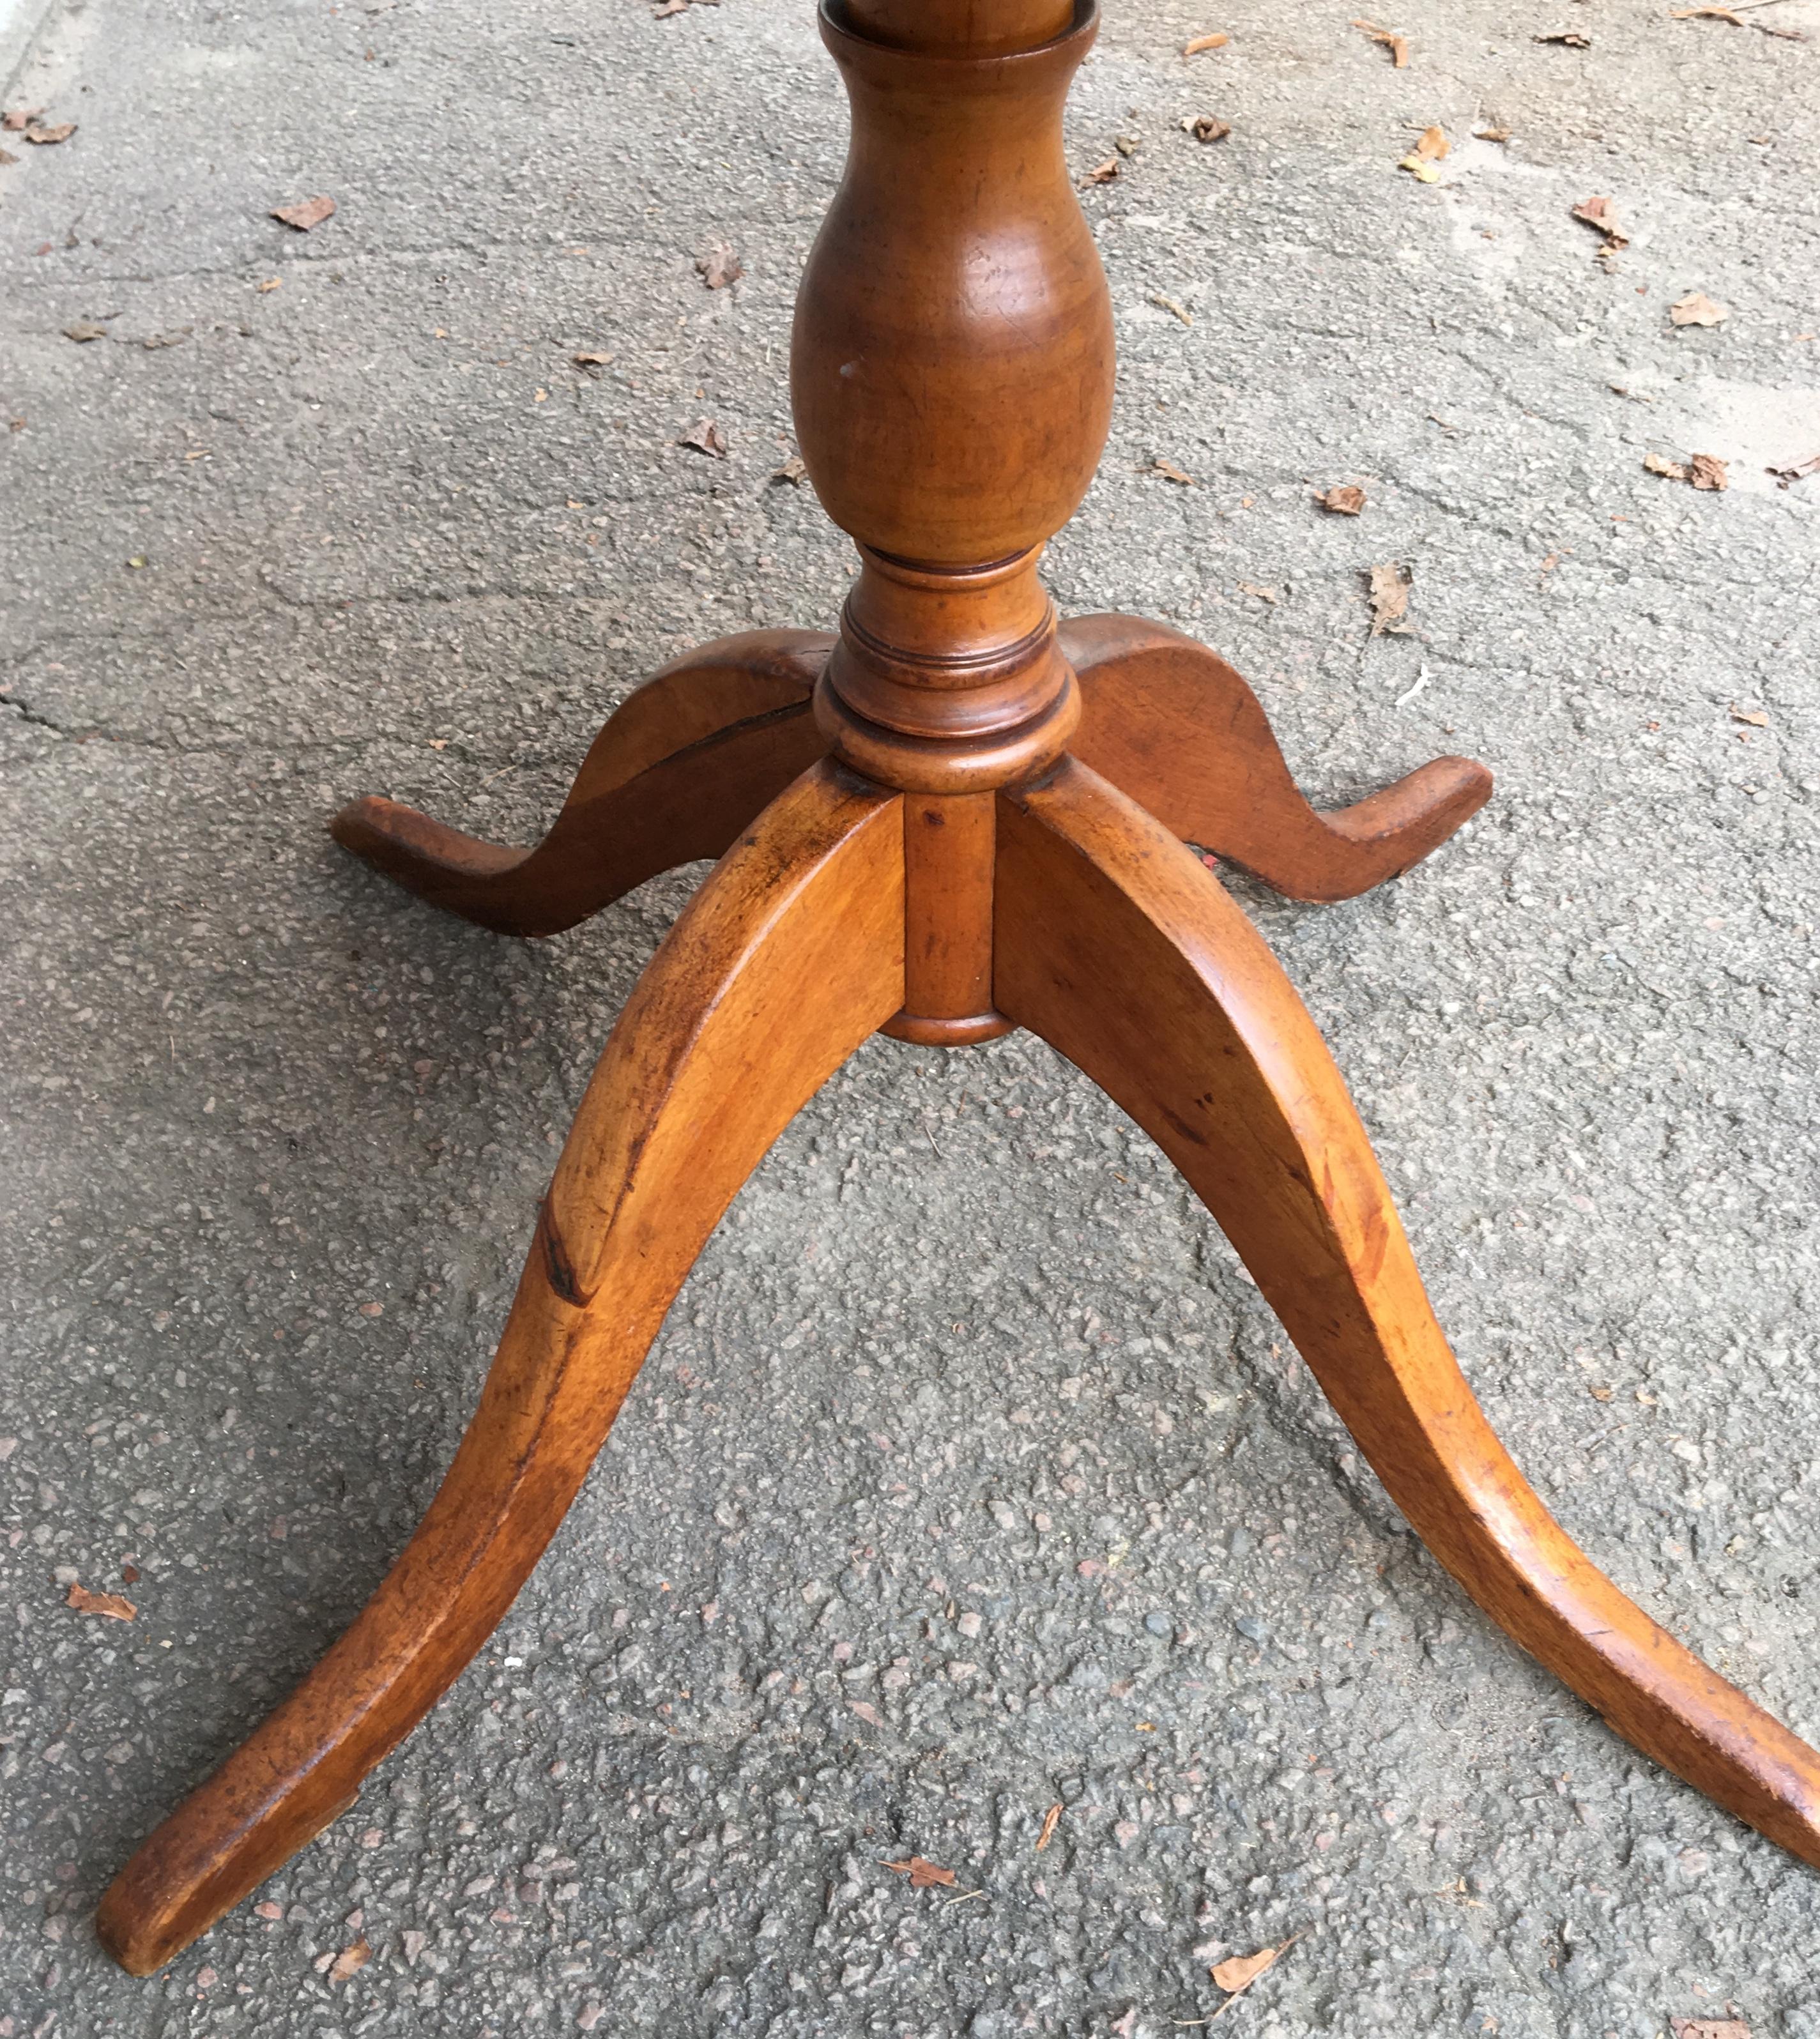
{"left": 99, "top": 0, "right": 1820, "bottom": 1980}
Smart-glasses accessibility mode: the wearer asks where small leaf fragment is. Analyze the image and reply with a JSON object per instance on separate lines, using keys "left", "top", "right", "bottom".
{"left": 1184, "top": 32, "right": 1230, "bottom": 55}
{"left": 2, "top": 107, "right": 42, "bottom": 130}
{"left": 680, "top": 418, "right": 726, "bottom": 458}
{"left": 328, "top": 1937, "right": 371, "bottom": 1985}
{"left": 1317, "top": 484, "right": 1366, "bottom": 515}
{"left": 1036, "top": 1803, "right": 1062, "bottom": 1852}
{"left": 1536, "top": 29, "right": 1592, "bottom": 44}
{"left": 772, "top": 454, "right": 809, "bottom": 485}
{"left": 883, "top": 1855, "right": 956, "bottom": 1889}
{"left": 1570, "top": 195, "right": 1628, "bottom": 247}
{"left": 1149, "top": 456, "right": 1195, "bottom": 485}
{"left": 270, "top": 195, "right": 336, "bottom": 231}
{"left": 1237, "top": 580, "right": 1278, "bottom": 604}
{"left": 695, "top": 238, "right": 743, "bottom": 289}
{"left": 1182, "top": 114, "right": 1232, "bottom": 142}
{"left": 1351, "top": 19, "right": 1410, "bottom": 65}
{"left": 1688, "top": 452, "right": 1728, "bottom": 491}
{"left": 1669, "top": 290, "right": 1729, "bottom": 326}
{"left": 1082, "top": 155, "right": 1122, "bottom": 185}
{"left": 1398, "top": 153, "right": 1442, "bottom": 181}
{"left": 68, "top": 1582, "right": 137, "bottom": 1620}
{"left": 1766, "top": 452, "right": 1820, "bottom": 488}
{"left": 1211, "top": 1935, "right": 1299, "bottom": 2006}
{"left": 1670, "top": 6, "right": 1744, "bottom": 20}
{"left": 1412, "top": 124, "right": 1449, "bottom": 159}
{"left": 24, "top": 121, "right": 76, "bottom": 144}
{"left": 63, "top": 322, "right": 108, "bottom": 342}
{"left": 1474, "top": 125, "right": 1512, "bottom": 142}
{"left": 1367, "top": 561, "right": 1413, "bottom": 634}
{"left": 1644, "top": 451, "right": 1690, "bottom": 480}
{"left": 572, "top": 351, "right": 613, "bottom": 369}
{"left": 1151, "top": 293, "right": 1193, "bottom": 325}
{"left": 1730, "top": 705, "right": 1769, "bottom": 727}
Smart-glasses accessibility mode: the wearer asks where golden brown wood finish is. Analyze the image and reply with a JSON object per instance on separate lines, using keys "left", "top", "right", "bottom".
{"left": 1064, "top": 613, "right": 1494, "bottom": 901}
{"left": 995, "top": 760, "right": 1820, "bottom": 1870}
{"left": 328, "top": 630, "right": 830, "bottom": 936}
{"left": 103, "top": 0, "right": 1815, "bottom": 1979}
{"left": 96, "top": 764, "right": 906, "bottom": 1975}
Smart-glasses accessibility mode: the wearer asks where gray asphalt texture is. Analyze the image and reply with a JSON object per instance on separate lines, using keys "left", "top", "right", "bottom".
{"left": 4, "top": 0, "right": 1819, "bottom": 2032}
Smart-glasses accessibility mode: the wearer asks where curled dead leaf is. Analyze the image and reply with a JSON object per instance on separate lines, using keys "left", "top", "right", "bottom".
{"left": 1669, "top": 290, "right": 1729, "bottom": 326}
{"left": 1351, "top": 19, "right": 1410, "bottom": 65}
{"left": 24, "top": 121, "right": 76, "bottom": 144}
{"left": 1474, "top": 125, "right": 1512, "bottom": 142}
{"left": 328, "top": 1937, "right": 371, "bottom": 1985}
{"left": 1237, "top": 580, "right": 1278, "bottom": 604}
{"left": 63, "top": 323, "right": 108, "bottom": 342}
{"left": 1766, "top": 452, "right": 1820, "bottom": 487}
{"left": 68, "top": 1582, "right": 136, "bottom": 1620}
{"left": 1730, "top": 705, "right": 1769, "bottom": 727}
{"left": 772, "top": 454, "right": 809, "bottom": 485}
{"left": 680, "top": 419, "right": 726, "bottom": 458}
{"left": 1644, "top": 451, "right": 1690, "bottom": 480}
{"left": 2, "top": 107, "right": 42, "bottom": 130}
{"left": 695, "top": 238, "right": 743, "bottom": 289}
{"left": 1570, "top": 195, "right": 1628, "bottom": 248}
{"left": 1183, "top": 32, "right": 1230, "bottom": 55}
{"left": 1149, "top": 456, "right": 1195, "bottom": 485}
{"left": 1689, "top": 452, "right": 1728, "bottom": 491}
{"left": 1082, "top": 156, "right": 1122, "bottom": 185}
{"left": 1317, "top": 484, "right": 1366, "bottom": 515}
{"left": 1367, "top": 561, "right": 1412, "bottom": 634}
{"left": 1412, "top": 124, "right": 1449, "bottom": 160}
{"left": 270, "top": 196, "right": 336, "bottom": 231}
{"left": 572, "top": 351, "right": 613, "bottom": 369}
{"left": 1536, "top": 29, "right": 1592, "bottom": 45}
{"left": 1182, "top": 114, "right": 1232, "bottom": 142}
{"left": 883, "top": 1855, "right": 956, "bottom": 1888}
{"left": 1398, "top": 153, "right": 1442, "bottom": 183}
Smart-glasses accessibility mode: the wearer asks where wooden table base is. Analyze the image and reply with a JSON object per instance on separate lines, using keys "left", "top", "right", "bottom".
{"left": 98, "top": 0, "right": 1820, "bottom": 1978}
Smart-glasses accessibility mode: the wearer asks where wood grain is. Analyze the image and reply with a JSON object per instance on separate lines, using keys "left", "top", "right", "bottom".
{"left": 96, "top": 763, "right": 906, "bottom": 1974}
{"left": 1064, "top": 613, "right": 1492, "bottom": 900}
{"left": 994, "top": 758, "right": 1820, "bottom": 1868}
{"left": 330, "top": 630, "right": 831, "bottom": 936}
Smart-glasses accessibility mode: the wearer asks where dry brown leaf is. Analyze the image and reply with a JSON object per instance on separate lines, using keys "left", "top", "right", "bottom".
{"left": 1036, "top": 1803, "right": 1062, "bottom": 1852}
{"left": 63, "top": 323, "right": 108, "bottom": 342}
{"left": 1367, "top": 561, "right": 1412, "bottom": 634}
{"left": 1670, "top": 6, "right": 1744, "bottom": 20}
{"left": 1536, "top": 29, "right": 1592, "bottom": 44}
{"left": 1150, "top": 456, "right": 1195, "bottom": 485}
{"left": 0, "top": 146, "right": 15, "bottom": 164}
{"left": 680, "top": 419, "right": 726, "bottom": 458}
{"left": 1151, "top": 293, "right": 1193, "bottom": 325}
{"left": 271, "top": 196, "right": 336, "bottom": 231}
{"left": 883, "top": 1855, "right": 956, "bottom": 1889}
{"left": 1571, "top": 195, "right": 1628, "bottom": 247}
{"left": 572, "top": 351, "right": 613, "bottom": 369}
{"left": 695, "top": 239, "right": 744, "bottom": 289}
{"left": 24, "top": 122, "right": 76, "bottom": 144}
{"left": 654, "top": 0, "right": 689, "bottom": 15}
{"left": 1669, "top": 290, "right": 1729, "bottom": 326}
{"left": 1210, "top": 1934, "right": 1299, "bottom": 2008}
{"left": 1183, "top": 114, "right": 1232, "bottom": 142}
{"left": 1082, "top": 155, "right": 1122, "bottom": 185}
{"left": 1731, "top": 705, "right": 1769, "bottom": 726}
{"left": 772, "top": 454, "right": 809, "bottom": 485}
{"left": 1689, "top": 452, "right": 1729, "bottom": 491}
{"left": 1398, "top": 153, "right": 1442, "bottom": 182}
{"left": 1589, "top": 1383, "right": 1615, "bottom": 1401}
{"left": 1237, "top": 580, "right": 1278, "bottom": 604}
{"left": 1413, "top": 124, "right": 1449, "bottom": 159}
{"left": 3, "top": 107, "right": 43, "bottom": 130}
{"left": 1767, "top": 452, "right": 1820, "bottom": 487}
{"left": 1184, "top": 32, "right": 1230, "bottom": 55}
{"left": 1644, "top": 451, "right": 1690, "bottom": 480}
{"left": 1317, "top": 484, "right": 1366, "bottom": 515}
{"left": 1351, "top": 19, "right": 1410, "bottom": 65}
{"left": 1669, "top": 2022, "right": 1752, "bottom": 2039}
{"left": 1474, "top": 125, "right": 1512, "bottom": 142}
{"left": 67, "top": 1582, "right": 136, "bottom": 1621}
{"left": 328, "top": 1937, "right": 371, "bottom": 1985}
{"left": 257, "top": 277, "right": 282, "bottom": 293}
